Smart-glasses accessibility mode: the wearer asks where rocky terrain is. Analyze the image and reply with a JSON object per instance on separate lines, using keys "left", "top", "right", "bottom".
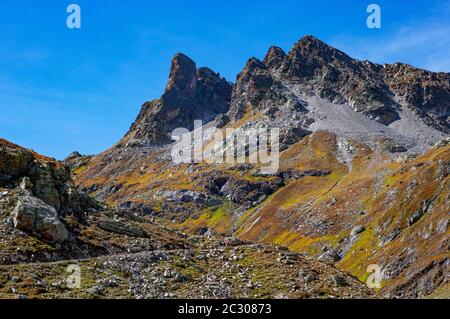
{"left": 0, "top": 138, "right": 374, "bottom": 299}
{"left": 0, "top": 242, "right": 375, "bottom": 299}
{"left": 1, "top": 36, "right": 449, "bottom": 299}
{"left": 119, "top": 53, "right": 232, "bottom": 146}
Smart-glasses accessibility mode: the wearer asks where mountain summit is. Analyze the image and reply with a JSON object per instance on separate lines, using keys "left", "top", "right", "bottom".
{"left": 120, "top": 35, "right": 449, "bottom": 150}
{"left": 120, "top": 53, "right": 232, "bottom": 146}
{"left": 231, "top": 35, "right": 449, "bottom": 130}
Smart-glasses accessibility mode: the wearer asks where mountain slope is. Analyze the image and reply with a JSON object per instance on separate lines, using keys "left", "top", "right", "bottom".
{"left": 0, "top": 139, "right": 375, "bottom": 299}
{"left": 236, "top": 132, "right": 449, "bottom": 298}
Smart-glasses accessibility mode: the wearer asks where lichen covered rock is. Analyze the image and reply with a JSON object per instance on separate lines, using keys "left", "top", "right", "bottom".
{"left": 12, "top": 195, "right": 68, "bottom": 242}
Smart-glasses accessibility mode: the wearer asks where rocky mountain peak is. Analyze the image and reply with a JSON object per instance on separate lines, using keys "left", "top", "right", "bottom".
{"left": 293, "top": 35, "right": 339, "bottom": 50}
{"left": 165, "top": 53, "right": 197, "bottom": 93}
{"left": 263, "top": 46, "right": 286, "bottom": 69}
{"left": 290, "top": 35, "right": 351, "bottom": 61}
{"left": 121, "top": 36, "right": 448, "bottom": 148}
{"left": 227, "top": 34, "right": 449, "bottom": 148}
{"left": 246, "top": 57, "right": 267, "bottom": 71}
{"left": 285, "top": 35, "right": 356, "bottom": 79}
{"left": 237, "top": 57, "right": 267, "bottom": 81}
{"left": 120, "top": 53, "right": 233, "bottom": 146}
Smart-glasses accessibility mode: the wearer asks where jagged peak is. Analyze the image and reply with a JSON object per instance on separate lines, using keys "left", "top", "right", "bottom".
{"left": 292, "top": 35, "right": 336, "bottom": 51}
{"left": 247, "top": 57, "right": 266, "bottom": 67}
{"left": 297, "top": 35, "right": 326, "bottom": 45}
{"left": 172, "top": 52, "right": 196, "bottom": 67}
{"left": 235, "top": 57, "right": 267, "bottom": 83}
{"left": 263, "top": 46, "right": 286, "bottom": 68}
{"left": 243, "top": 57, "right": 267, "bottom": 73}
{"left": 65, "top": 151, "right": 82, "bottom": 161}
{"left": 165, "top": 52, "right": 197, "bottom": 92}
{"left": 289, "top": 35, "right": 351, "bottom": 61}
{"left": 196, "top": 66, "right": 223, "bottom": 82}
{"left": 121, "top": 53, "right": 233, "bottom": 145}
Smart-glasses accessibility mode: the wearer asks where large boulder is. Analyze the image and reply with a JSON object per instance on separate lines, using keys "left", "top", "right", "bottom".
{"left": 11, "top": 195, "right": 69, "bottom": 242}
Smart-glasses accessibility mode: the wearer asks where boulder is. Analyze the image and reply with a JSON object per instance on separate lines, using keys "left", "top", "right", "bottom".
{"left": 351, "top": 225, "right": 366, "bottom": 236}
{"left": 332, "top": 275, "right": 349, "bottom": 287}
{"left": 318, "top": 248, "right": 342, "bottom": 264}
{"left": 11, "top": 195, "right": 69, "bottom": 242}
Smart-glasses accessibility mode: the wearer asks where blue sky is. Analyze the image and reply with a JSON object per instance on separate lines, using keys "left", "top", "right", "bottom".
{"left": 1, "top": 0, "right": 450, "bottom": 159}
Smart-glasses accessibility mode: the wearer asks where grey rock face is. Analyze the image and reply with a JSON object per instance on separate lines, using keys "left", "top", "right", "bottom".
{"left": 229, "top": 35, "right": 449, "bottom": 133}
{"left": 263, "top": 46, "right": 287, "bottom": 69}
{"left": 318, "top": 247, "right": 342, "bottom": 264}
{"left": 278, "top": 36, "right": 401, "bottom": 125}
{"left": 204, "top": 174, "right": 283, "bottom": 209}
{"left": 121, "top": 53, "right": 233, "bottom": 146}
{"left": 228, "top": 57, "right": 307, "bottom": 122}
{"left": 12, "top": 195, "right": 69, "bottom": 242}
{"left": 384, "top": 63, "right": 450, "bottom": 133}
{"left": 0, "top": 139, "right": 96, "bottom": 218}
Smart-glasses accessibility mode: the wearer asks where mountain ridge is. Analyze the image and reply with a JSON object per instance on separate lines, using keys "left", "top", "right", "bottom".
{"left": 118, "top": 35, "right": 449, "bottom": 154}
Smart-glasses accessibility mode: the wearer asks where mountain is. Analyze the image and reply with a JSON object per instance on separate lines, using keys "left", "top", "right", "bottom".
{"left": 227, "top": 36, "right": 449, "bottom": 154}
{"left": 245, "top": 35, "right": 449, "bottom": 129}
{"left": 67, "top": 36, "right": 450, "bottom": 299}
{"left": 2, "top": 35, "right": 448, "bottom": 299}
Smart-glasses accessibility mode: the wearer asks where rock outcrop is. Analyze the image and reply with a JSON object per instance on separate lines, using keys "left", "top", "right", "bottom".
{"left": 0, "top": 139, "right": 95, "bottom": 218}
{"left": 229, "top": 35, "right": 450, "bottom": 132}
{"left": 120, "top": 53, "right": 233, "bottom": 146}
{"left": 0, "top": 139, "right": 99, "bottom": 244}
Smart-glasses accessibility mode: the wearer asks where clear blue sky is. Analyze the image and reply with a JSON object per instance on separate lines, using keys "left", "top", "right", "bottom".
{"left": 1, "top": 0, "right": 450, "bottom": 159}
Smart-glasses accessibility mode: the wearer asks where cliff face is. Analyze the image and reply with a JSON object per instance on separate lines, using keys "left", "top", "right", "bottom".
{"left": 383, "top": 63, "right": 450, "bottom": 132}
{"left": 229, "top": 36, "right": 450, "bottom": 131}
{"left": 120, "top": 53, "right": 233, "bottom": 146}
{"left": 0, "top": 138, "right": 93, "bottom": 218}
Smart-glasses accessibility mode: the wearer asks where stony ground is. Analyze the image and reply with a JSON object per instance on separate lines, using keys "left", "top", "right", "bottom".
{"left": 0, "top": 242, "right": 376, "bottom": 299}
{"left": 0, "top": 185, "right": 377, "bottom": 299}
{"left": 72, "top": 129, "right": 449, "bottom": 299}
